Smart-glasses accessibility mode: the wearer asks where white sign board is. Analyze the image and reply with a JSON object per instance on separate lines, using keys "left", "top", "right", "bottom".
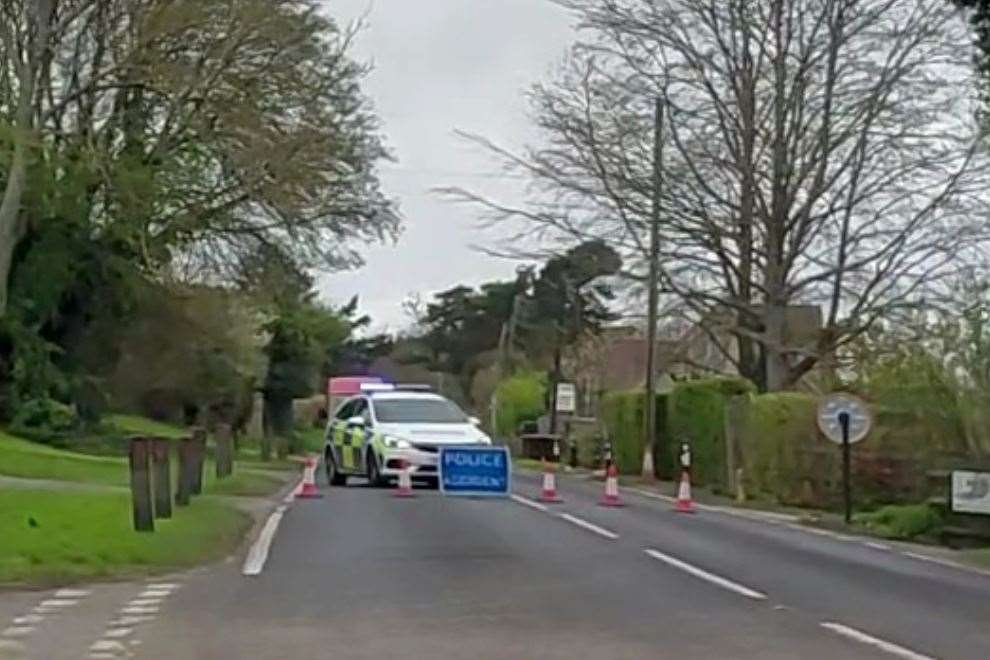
{"left": 555, "top": 383, "right": 576, "bottom": 414}
{"left": 952, "top": 471, "right": 990, "bottom": 515}
{"left": 817, "top": 393, "right": 872, "bottom": 445}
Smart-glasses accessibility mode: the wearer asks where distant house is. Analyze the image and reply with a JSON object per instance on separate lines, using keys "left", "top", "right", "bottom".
{"left": 567, "top": 304, "right": 827, "bottom": 414}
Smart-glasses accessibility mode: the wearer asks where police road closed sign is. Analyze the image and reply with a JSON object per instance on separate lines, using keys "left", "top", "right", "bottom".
{"left": 439, "top": 446, "right": 511, "bottom": 497}
{"left": 952, "top": 471, "right": 990, "bottom": 515}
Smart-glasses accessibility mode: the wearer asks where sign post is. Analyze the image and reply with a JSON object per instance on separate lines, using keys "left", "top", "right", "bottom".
{"left": 439, "top": 446, "right": 511, "bottom": 497}
{"left": 952, "top": 471, "right": 990, "bottom": 515}
{"left": 817, "top": 394, "right": 872, "bottom": 524}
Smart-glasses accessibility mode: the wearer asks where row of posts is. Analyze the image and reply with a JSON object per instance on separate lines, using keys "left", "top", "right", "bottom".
{"left": 129, "top": 423, "right": 235, "bottom": 532}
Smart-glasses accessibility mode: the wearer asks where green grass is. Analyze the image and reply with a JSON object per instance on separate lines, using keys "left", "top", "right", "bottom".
{"left": 0, "top": 430, "right": 292, "bottom": 497}
{"left": 0, "top": 431, "right": 129, "bottom": 487}
{"left": 961, "top": 548, "right": 990, "bottom": 568}
{"left": 853, "top": 504, "right": 944, "bottom": 540}
{"left": 106, "top": 414, "right": 187, "bottom": 439}
{"left": 0, "top": 489, "right": 251, "bottom": 586}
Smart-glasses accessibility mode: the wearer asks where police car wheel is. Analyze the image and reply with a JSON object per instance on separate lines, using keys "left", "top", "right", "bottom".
{"left": 366, "top": 453, "right": 384, "bottom": 488}
{"left": 325, "top": 451, "right": 347, "bottom": 486}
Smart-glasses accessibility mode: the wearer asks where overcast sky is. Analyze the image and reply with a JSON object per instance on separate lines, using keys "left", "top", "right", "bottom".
{"left": 316, "top": 0, "right": 576, "bottom": 332}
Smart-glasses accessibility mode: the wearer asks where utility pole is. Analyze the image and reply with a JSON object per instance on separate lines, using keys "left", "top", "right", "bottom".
{"left": 642, "top": 97, "right": 664, "bottom": 481}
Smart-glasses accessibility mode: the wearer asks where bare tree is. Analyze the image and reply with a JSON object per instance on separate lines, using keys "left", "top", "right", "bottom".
{"left": 444, "top": 0, "right": 990, "bottom": 391}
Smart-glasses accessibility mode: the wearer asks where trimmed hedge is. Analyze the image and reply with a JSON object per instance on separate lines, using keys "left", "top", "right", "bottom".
{"left": 601, "top": 376, "right": 754, "bottom": 481}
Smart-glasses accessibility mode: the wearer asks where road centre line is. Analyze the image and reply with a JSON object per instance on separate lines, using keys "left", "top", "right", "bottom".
{"left": 510, "top": 494, "right": 548, "bottom": 512}
{"left": 243, "top": 504, "right": 288, "bottom": 576}
{"left": 643, "top": 548, "right": 767, "bottom": 600}
{"left": 558, "top": 513, "right": 620, "bottom": 540}
{"left": 820, "top": 622, "right": 936, "bottom": 660}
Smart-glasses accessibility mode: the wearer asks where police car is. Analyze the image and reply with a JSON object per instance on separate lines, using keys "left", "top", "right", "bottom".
{"left": 323, "top": 382, "right": 492, "bottom": 487}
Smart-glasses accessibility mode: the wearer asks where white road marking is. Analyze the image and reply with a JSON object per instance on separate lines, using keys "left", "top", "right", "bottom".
{"left": 644, "top": 548, "right": 767, "bottom": 600}
{"left": 242, "top": 504, "right": 287, "bottom": 576}
{"left": 1, "top": 626, "right": 34, "bottom": 637}
{"left": 88, "top": 654, "right": 117, "bottom": 659}
{"left": 126, "top": 599, "right": 162, "bottom": 607}
{"left": 145, "top": 583, "right": 180, "bottom": 591}
{"left": 558, "top": 513, "right": 619, "bottom": 540}
{"left": 12, "top": 614, "right": 43, "bottom": 625}
{"left": 115, "top": 615, "right": 155, "bottom": 625}
{"left": 119, "top": 606, "right": 159, "bottom": 615}
{"left": 902, "top": 551, "right": 990, "bottom": 577}
{"left": 103, "top": 628, "right": 133, "bottom": 639}
{"left": 37, "top": 599, "right": 77, "bottom": 608}
{"left": 625, "top": 487, "right": 800, "bottom": 523}
{"left": 54, "top": 588, "right": 90, "bottom": 598}
{"left": 109, "top": 616, "right": 155, "bottom": 627}
{"left": 820, "top": 622, "right": 936, "bottom": 660}
{"left": 865, "top": 541, "right": 892, "bottom": 551}
{"left": 138, "top": 589, "right": 171, "bottom": 597}
{"left": 90, "top": 639, "right": 127, "bottom": 652}
{"left": 510, "top": 494, "right": 548, "bottom": 512}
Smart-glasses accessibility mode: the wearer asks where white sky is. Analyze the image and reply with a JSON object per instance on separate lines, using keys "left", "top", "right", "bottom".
{"left": 316, "top": 0, "right": 576, "bottom": 332}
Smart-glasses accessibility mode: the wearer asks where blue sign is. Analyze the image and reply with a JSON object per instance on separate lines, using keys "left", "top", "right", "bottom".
{"left": 439, "top": 446, "right": 511, "bottom": 497}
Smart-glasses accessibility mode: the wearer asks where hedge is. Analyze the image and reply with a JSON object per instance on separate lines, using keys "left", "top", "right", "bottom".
{"left": 601, "top": 376, "right": 753, "bottom": 481}
{"left": 494, "top": 371, "right": 546, "bottom": 439}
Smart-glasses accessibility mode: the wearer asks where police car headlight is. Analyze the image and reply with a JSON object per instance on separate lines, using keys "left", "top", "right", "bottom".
{"left": 384, "top": 436, "right": 411, "bottom": 450}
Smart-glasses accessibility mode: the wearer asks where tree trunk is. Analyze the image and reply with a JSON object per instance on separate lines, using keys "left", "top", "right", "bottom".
{"left": 0, "top": 113, "right": 32, "bottom": 318}
{"left": 763, "top": 301, "right": 790, "bottom": 392}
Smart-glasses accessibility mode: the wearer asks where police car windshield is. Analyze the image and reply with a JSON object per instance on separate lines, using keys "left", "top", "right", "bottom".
{"left": 373, "top": 399, "right": 468, "bottom": 424}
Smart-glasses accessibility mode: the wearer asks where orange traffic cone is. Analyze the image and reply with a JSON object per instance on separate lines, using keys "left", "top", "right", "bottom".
{"left": 674, "top": 468, "right": 695, "bottom": 513}
{"left": 539, "top": 459, "right": 562, "bottom": 503}
{"left": 599, "top": 463, "right": 624, "bottom": 507}
{"left": 394, "top": 459, "right": 415, "bottom": 498}
{"left": 297, "top": 456, "right": 323, "bottom": 499}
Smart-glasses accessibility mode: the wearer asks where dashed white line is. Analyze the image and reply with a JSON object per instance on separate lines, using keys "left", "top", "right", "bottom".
{"left": 1, "top": 626, "right": 34, "bottom": 637}
{"left": 510, "top": 494, "right": 548, "bottom": 512}
{"left": 820, "top": 622, "right": 936, "bottom": 660}
{"left": 243, "top": 504, "right": 288, "bottom": 576}
{"left": 127, "top": 598, "right": 163, "bottom": 607}
{"left": 558, "top": 513, "right": 619, "bottom": 540}
{"left": 644, "top": 548, "right": 767, "bottom": 600}
{"left": 145, "top": 583, "right": 180, "bottom": 591}
{"left": 54, "top": 588, "right": 90, "bottom": 598}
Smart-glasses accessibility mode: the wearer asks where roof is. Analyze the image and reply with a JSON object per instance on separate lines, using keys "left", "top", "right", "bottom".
{"left": 366, "top": 391, "right": 446, "bottom": 402}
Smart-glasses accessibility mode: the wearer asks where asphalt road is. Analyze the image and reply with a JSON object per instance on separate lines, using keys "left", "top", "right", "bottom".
{"left": 94, "top": 467, "right": 986, "bottom": 660}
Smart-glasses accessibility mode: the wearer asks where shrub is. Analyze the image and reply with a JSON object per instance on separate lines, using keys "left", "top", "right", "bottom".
{"left": 10, "top": 398, "right": 80, "bottom": 447}
{"left": 853, "top": 504, "right": 944, "bottom": 540}
{"left": 494, "top": 371, "right": 546, "bottom": 439}
{"left": 669, "top": 377, "right": 755, "bottom": 487}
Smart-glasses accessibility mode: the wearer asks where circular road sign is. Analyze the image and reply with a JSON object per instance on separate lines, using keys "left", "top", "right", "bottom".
{"left": 817, "top": 393, "right": 872, "bottom": 445}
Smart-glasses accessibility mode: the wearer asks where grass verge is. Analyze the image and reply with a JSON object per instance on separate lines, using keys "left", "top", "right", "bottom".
{"left": 960, "top": 548, "right": 990, "bottom": 568}
{"left": 0, "top": 489, "right": 251, "bottom": 586}
{"left": 0, "top": 430, "right": 293, "bottom": 497}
